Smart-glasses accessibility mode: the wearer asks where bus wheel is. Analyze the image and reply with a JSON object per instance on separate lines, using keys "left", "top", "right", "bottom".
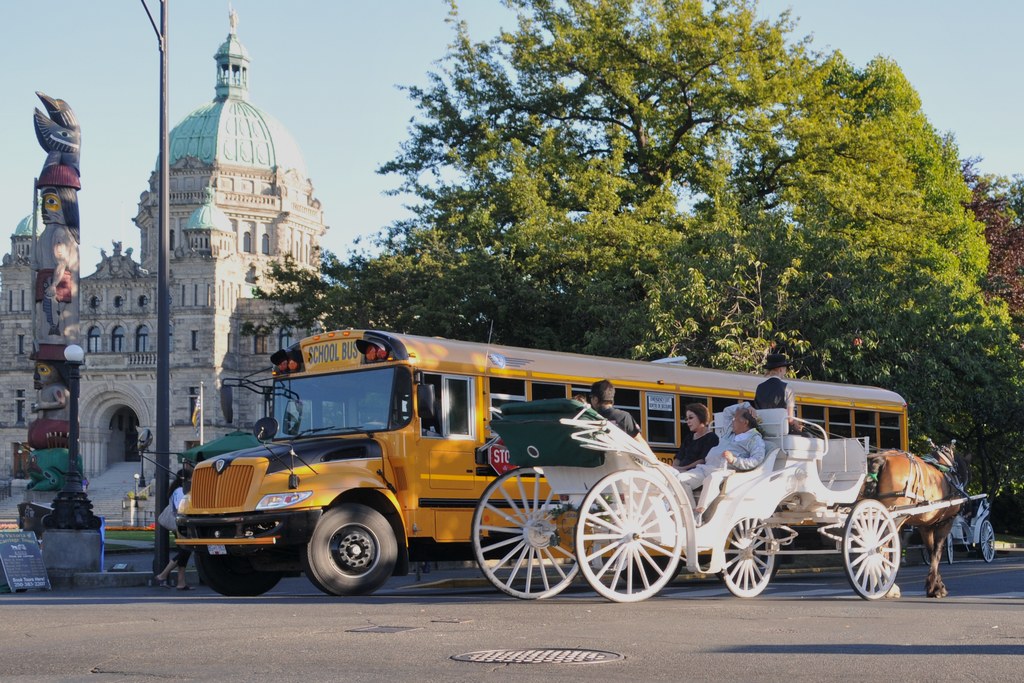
{"left": 303, "top": 503, "right": 397, "bottom": 596}
{"left": 195, "top": 553, "right": 283, "bottom": 596}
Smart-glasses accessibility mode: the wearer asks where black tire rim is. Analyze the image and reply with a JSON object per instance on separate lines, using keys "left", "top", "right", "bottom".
{"left": 330, "top": 524, "right": 379, "bottom": 575}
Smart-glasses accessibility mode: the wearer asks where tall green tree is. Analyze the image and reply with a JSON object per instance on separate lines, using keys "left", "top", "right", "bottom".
{"left": 256, "top": 0, "right": 1024, "bottom": 497}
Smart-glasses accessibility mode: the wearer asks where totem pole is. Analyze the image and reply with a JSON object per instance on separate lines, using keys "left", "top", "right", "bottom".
{"left": 28, "top": 91, "right": 98, "bottom": 529}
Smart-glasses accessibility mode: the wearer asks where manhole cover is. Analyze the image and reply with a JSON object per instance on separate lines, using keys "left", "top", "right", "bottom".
{"left": 452, "top": 649, "right": 623, "bottom": 664}
{"left": 346, "top": 626, "right": 422, "bottom": 633}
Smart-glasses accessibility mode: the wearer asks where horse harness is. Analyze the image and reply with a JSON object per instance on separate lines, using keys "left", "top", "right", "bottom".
{"left": 873, "top": 451, "right": 964, "bottom": 504}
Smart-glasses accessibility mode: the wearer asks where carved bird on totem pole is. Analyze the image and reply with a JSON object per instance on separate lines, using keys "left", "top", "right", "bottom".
{"left": 33, "top": 91, "right": 81, "bottom": 186}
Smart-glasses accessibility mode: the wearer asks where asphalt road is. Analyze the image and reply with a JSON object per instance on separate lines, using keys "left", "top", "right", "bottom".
{"left": 1, "top": 556, "right": 1021, "bottom": 682}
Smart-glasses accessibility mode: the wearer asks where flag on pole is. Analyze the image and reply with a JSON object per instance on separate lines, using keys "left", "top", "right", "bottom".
{"left": 192, "top": 391, "right": 202, "bottom": 436}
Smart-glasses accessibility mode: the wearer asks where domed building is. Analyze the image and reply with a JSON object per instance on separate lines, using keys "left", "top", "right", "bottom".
{"left": 0, "top": 13, "right": 326, "bottom": 483}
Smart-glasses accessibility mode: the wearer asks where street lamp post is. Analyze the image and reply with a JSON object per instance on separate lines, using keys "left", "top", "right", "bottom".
{"left": 65, "top": 343, "right": 83, "bottom": 482}
{"left": 46, "top": 344, "right": 99, "bottom": 529}
{"left": 141, "top": 0, "right": 171, "bottom": 571}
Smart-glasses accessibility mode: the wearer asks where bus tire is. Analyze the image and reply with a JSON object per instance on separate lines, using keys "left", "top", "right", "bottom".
{"left": 195, "top": 552, "right": 283, "bottom": 596}
{"left": 303, "top": 503, "right": 397, "bottom": 596}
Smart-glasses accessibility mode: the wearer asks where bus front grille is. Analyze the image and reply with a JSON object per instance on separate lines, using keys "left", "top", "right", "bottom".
{"left": 192, "top": 465, "right": 254, "bottom": 508}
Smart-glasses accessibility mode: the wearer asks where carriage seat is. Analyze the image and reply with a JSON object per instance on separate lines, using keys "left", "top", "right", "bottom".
{"left": 818, "top": 438, "right": 868, "bottom": 492}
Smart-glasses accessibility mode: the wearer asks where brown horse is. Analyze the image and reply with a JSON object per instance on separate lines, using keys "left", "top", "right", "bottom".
{"left": 864, "top": 442, "right": 969, "bottom": 598}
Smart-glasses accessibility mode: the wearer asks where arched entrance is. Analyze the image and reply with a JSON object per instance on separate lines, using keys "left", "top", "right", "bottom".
{"left": 108, "top": 406, "right": 141, "bottom": 463}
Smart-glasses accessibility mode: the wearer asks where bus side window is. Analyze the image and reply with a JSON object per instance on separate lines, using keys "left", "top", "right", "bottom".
{"left": 444, "top": 376, "right": 473, "bottom": 437}
{"left": 420, "top": 373, "right": 475, "bottom": 439}
{"left": 421, "top": 373, "right": 443, "bottom": 436}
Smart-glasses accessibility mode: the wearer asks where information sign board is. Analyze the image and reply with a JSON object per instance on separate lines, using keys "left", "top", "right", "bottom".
{"left": 0, "top": 530, "right": 50, "bottom": 591}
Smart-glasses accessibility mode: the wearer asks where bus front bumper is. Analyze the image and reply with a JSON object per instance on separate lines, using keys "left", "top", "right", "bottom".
{"left": 176, "top": 508, "right": 323, "bottom": 549}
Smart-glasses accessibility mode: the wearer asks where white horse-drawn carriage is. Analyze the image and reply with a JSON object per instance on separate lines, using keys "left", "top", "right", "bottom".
{"left": 471, "top": 399, "right": 981, "bottom": 602}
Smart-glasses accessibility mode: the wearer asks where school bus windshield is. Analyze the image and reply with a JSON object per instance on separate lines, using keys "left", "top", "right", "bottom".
{"left": 272, "top": 365, "right": 413, "bottom": 436}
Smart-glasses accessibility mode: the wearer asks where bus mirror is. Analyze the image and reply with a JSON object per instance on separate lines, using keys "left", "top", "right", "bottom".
{"left": 416, "top": 384, "right": 436, "bottom": 420}
{"left": 253, "top": 417, "right": 279, "bottom": 442}
{"left": 220, "top": 385, "right": 234, "bottom": 424}
{"left": 137, "top": 428, "right": 153, "bottom": 453}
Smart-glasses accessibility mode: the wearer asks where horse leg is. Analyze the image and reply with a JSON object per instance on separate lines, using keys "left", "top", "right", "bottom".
{"left": 921, "top": 519, "right": 954, "bottom": 598}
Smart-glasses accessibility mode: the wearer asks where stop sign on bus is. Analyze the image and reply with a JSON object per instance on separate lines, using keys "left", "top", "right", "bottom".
{"left": 487, "top": 439, "right": 515, "bottom": 475}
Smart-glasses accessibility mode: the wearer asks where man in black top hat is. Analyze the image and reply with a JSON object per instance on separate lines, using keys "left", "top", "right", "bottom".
{"left": 754, "top": 352, "right": 799, "bottom": 433}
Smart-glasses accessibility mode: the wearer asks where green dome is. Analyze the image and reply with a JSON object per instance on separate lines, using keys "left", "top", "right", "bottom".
{"left": 14, "top": 208, "right": 43, "bottom": 236}
{"left": 185, "top": 187, "right": 232, "bottom": 232}
{"left": 166, "top": 15, "right": 307, "bottom": 176}
{"left": 169, "top": 99, "right": 307, "bottom": 174}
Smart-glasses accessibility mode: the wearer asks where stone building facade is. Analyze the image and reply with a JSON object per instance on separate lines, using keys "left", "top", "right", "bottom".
{"left": 0, "top": 17, "right": 325, "bottom": 480}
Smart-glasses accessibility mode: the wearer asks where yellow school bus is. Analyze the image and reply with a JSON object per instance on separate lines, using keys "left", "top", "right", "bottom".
{"left": 177, "top": 329, "right": 908, "bottom": 596}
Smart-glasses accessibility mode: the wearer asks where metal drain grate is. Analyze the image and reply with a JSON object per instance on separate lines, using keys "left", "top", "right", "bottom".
{"left": 346, "top": 626, "right": 422, "bottom": 633}
{"left": 452, "top": 649, "right": 623, "bottom": 664}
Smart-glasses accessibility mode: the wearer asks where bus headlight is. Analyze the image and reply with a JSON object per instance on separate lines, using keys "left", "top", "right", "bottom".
{"left": 256, "top": 491, "right": 313, "bottom": 510}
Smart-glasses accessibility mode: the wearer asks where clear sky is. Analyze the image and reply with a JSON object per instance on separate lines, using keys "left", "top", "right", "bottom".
{"left": 1, "top": 1, "right": 1021, "bottom": 271}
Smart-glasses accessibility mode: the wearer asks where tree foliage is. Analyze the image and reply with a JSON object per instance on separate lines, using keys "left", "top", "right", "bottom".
{"left": 255, "top": 0, "right": 1024, "bottom": 508}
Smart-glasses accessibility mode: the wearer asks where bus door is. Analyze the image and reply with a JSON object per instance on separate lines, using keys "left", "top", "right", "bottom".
{"left": 419, "top": 372, "right": 477, "bottom": 491}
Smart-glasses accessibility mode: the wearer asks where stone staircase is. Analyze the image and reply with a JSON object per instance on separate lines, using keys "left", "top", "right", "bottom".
{"left": 0, "top": 461, "right": 160, "bottom": 527}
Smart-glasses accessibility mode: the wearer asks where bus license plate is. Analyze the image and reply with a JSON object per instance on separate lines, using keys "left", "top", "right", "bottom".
{"left": 208, "top": 544, "right": 227, "bottom": 555}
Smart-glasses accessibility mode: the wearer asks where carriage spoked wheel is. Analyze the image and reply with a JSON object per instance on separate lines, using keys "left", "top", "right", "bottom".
{"left": 978, "top": 519, "right": 996, "bottom": 563}
{"left": 575, "top": 470, "right": 684, "bottom": 603}
{"left": 842, "top": 499, "right": 901, "bottom": 600}
{"left": 471, "top": 467, "right": 579, "bottom": 599}
{"left": 721, "top": 517, "right": 776, "bottom": 598}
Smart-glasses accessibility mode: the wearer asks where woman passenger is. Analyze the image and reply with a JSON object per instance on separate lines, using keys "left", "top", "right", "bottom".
{"left": 674, "top": 403, "right": 719, "bottom": 471}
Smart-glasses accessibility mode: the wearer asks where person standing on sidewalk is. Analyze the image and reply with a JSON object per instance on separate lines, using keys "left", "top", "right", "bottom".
{"left": 153, "top": 464, "right": 194, "bottom": 591}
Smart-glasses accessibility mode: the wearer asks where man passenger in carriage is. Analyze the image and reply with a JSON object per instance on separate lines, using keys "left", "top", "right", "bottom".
{"left": 589, "top": 379, "right": 648, "bottom": 446}
{"left": 675, "top": 403, "right": 766, "bottom": 522}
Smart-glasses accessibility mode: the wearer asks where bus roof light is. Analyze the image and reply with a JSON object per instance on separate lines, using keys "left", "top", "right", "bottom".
{"left": 356, "top": 339, "right": 390, "bottom": 363}
{"left": 270, "top": 347, "right": 304, "bottom": 375}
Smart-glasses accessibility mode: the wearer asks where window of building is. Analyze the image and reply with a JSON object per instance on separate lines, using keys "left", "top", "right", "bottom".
{"left": 261, "top": 233, "right": 270, "bottom": 254}
{"left": 16, "top": 389, "right": 25, "bottom": 425}
{"left": 87, "top": 327, "right": 101, "bottom": 353}
{"left": 138, "top": 294, "right": 149, "bottom": 308}
{"left": 135, "top": 325, "right": 150, "bottom": 352}
{"left": 114, "top": 295, "right": 124, "bottom": 308}
{"left": 17, "top": 334, "right": 24, "bottom": 356}
{"left": 253, "top": 335, "right": 267, "bottom": 355}
{"left": 191, "top": 330, "right": 199, "bottom": 351}
{"left": 189, "top": 386, "right": 199, "bottom": 417}
{"left": 243, "top": 231, "right": 252, "bottom": 253}
{"left": 279, "top": 328, "right": 292, "bottom": 349}
{"left": 89, "top": 296, "right": 100, "bottom": 310}
{"left": 111, "top": 326, "right": 125, "bottom": 352}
